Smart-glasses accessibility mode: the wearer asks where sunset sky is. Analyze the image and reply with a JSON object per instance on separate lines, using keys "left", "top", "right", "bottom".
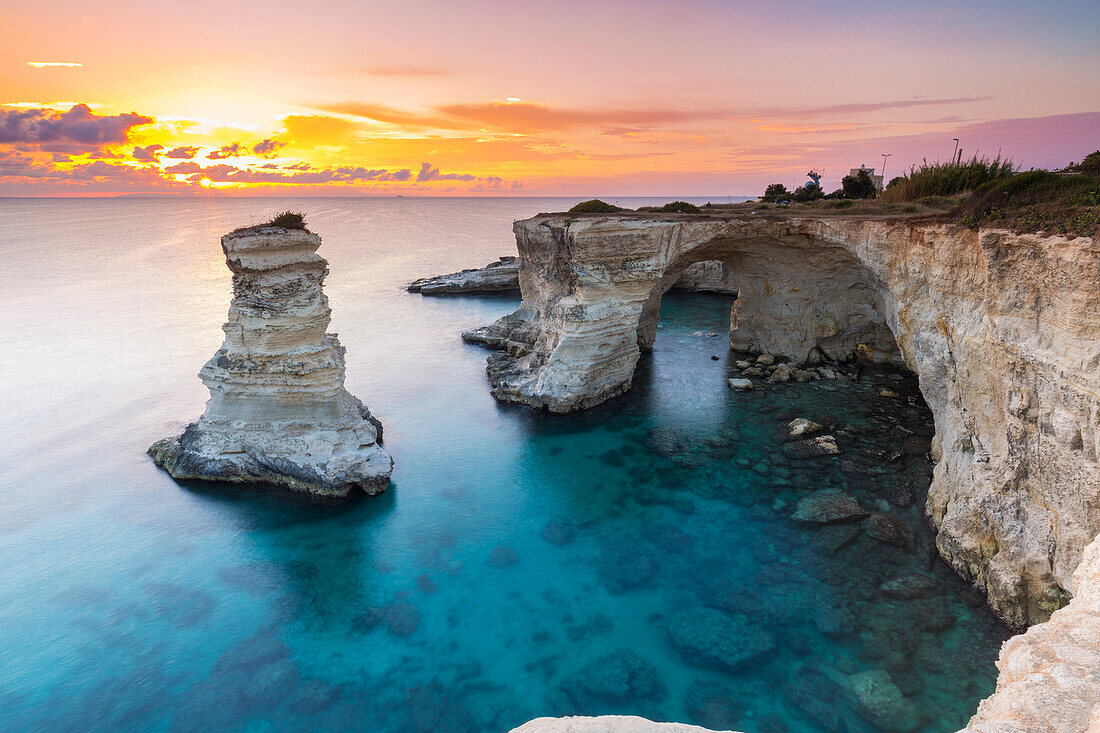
{"left": 2, "top": 0, "right": 1098, "bottom": 196}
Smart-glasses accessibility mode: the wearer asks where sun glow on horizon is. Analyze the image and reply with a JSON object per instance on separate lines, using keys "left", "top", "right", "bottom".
{"left": 2, "top": 1, "right": 1098, "bottom": 196}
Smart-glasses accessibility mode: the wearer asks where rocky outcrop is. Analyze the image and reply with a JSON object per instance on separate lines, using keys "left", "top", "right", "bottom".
{"left": 408, "top": 256, "right": 520, "bottom": 294}
{"left": 410, "top": 258, "right": 736, "bottom": 296}
{"left": 511, "top": 717, "right": 732, "bottom": 733}
{"left": 466, "top": 213, "right": 1100, "bottom": 627}
{"left": 965, "top": 532, "right": 1100, "bottom": 732}
{"left": 149, "top": 224, "right": 392, "bottom": 498}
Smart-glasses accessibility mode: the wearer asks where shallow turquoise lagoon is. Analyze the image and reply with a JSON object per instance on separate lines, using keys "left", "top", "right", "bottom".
{"left": 0, "top": 198, "right": 1006, "bottom": 732}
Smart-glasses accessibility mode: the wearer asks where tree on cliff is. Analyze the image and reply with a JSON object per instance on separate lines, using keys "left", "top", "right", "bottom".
{"left": 761, "top": 183, "right": 790, "bottom": 202}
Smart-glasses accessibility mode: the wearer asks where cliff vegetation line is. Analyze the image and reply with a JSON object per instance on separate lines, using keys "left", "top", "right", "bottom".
{"left": 754, "top": 150, "right": 1100, "bottom": 238}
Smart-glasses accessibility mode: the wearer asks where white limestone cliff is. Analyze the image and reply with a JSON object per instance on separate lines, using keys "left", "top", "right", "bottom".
{"left": 965, "top": 531, "right": 1100, "bottom": 731}
{"left": 466, "top": 214, "right": 1100, "bottom": 628}
{"left": 409, "top": 257, "right": 736, "bottom": 296}
{"left": 511, "top": 716, "right": 734, "bottom": 733}
{"left": 149, "top": 224, "right": 392, "bottom": 498}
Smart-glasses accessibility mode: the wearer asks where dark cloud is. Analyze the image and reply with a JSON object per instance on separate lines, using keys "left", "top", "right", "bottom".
{"left": 164, "top": 146, "right": 199, "bottom": 159}
{"left": 282, "top": 162, "right": 311, "bottom": 170}
{"left": 132, "top": 144, "right": 164, "bottom": 162}
{"left": 207, "top": 142, "right": 245, "bottom": 159}
{"left": 416, "top": 162, "right": 475, "bottom": 182}
{"left": 252, "top": 138, "right": 286, "bottom": 158}
{"left": 0, "top": 104, "right": 152, "bottom": 148}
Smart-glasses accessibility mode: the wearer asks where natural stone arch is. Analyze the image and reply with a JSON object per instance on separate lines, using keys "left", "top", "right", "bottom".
{"left": 634, "top": 233, "right": 902, "bottom": 365}
{"left": 463, "top": 213, "right": 1100, "bottom": 629}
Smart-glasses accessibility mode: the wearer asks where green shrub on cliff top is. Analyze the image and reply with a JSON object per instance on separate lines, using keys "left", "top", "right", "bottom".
{"left": 268, "top": 211, "right": 307, "bottom": 229}
{"left": 881, "top": 155, "right": 1016, "bottom": 203}
{"left": 656, "top": 201, "right": 702, "bottom": 214}
{"left": 568, "top": 199, "right": 621, "bottom": 213}
{"left": 955, "top": 169, "right": 1100, "bottom": 237}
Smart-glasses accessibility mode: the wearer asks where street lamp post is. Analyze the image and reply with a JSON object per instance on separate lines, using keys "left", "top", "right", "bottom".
{"left": 952, "top": 138, "right": 960, "bottom": 164}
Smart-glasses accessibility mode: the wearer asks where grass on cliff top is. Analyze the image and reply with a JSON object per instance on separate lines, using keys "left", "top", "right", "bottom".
{"left": 267, "top": 211, "right": 307, "bottom": 229}
{"left": 637, "top": 201, "right": 703, "bottom": 214}
{"left": 763, "top": 151, "right": 1100, "bottom": 237}
{"left": 229, "top": 211, "right": 309, "bottom": 235}
{"left": 955, "top": 170, "right": 1100, "bottom": 237}
{"left": 880, "top": 155, "right": 1017, "bottom": 203}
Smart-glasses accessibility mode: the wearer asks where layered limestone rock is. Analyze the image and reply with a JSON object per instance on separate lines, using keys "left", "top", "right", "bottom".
{"left": 965, "top": 532, "right": 1100, "bottom": 731}
{"left": 467, "top": 213, "right": 1100, "bottom": 627}
{"left": 149, "top": 224, "right": 393, "bottom": 498}
{"left": 410, "top": 258, "right": 736, "bottom": 296}
{"left": 408, "top": 256, "right": 520, "bottom": 294}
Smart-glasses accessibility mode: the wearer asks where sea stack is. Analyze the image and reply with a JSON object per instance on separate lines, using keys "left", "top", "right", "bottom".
{"left": 149, "top": 219, "right": 393, "bottom": 498}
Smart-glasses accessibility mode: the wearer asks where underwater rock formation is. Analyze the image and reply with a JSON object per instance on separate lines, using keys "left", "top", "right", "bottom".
{"left": 467, "top": 213, "right": 1099, "bottom": 628}
{"left": 149, "top": 223, "right": 393, "bottom": 497}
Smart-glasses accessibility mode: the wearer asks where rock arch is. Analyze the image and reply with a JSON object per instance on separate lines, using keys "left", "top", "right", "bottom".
{"left": 464, "top": 213, "right": 1100, "bottom": 627}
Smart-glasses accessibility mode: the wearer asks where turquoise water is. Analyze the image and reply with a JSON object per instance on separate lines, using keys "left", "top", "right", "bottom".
{"left": 0, "top": 198, "right": 1005, "bottom": 732}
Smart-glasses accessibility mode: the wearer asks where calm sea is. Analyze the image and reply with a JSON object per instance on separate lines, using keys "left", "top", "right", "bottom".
{"left": 0, "top": 197, "right": 1005, "bottom": 732}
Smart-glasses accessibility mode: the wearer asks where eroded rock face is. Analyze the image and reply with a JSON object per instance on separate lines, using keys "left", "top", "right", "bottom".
{"left": 412, "top": 257, "right": 736, "bottom": 296}
{"left": 149, "top": 225, "right": 393, "bottom": 498}
{"left": 468, "top": 213, "right": 1100, "bottom": 627}
{"left": 408, "top": 256, "right": 520, "bottom": 294}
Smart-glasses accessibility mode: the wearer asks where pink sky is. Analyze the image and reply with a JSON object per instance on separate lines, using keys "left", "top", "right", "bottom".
{"left": 1, "top": 0, "right": 1097, "bottom": 195}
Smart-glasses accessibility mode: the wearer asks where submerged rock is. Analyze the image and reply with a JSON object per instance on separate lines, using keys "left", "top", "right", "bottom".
{"left": 490, "top": 546, "right": 519, "bottom": 568}
{"left": 666, "top": 607, "right": 775, "bottom": 671}
{"left": 792, "top": 490, "right": 868, "bottom": 524}
{"left": 684, "top": 679, "right": 745, "bottom": 730}
{"left": 845, "top": 669, "right": 920, "bottom": 732}
{"left": 784, "top": 667, "right": 845, "bottom": 731}
{"left": 787, "top": 418, "right": 825, "bottom": 438}
{"left": 148, "top": 224, "right": 392, "bottom": 498}
{"left": 727, "top": 378, "right": 754, "bottom": 391}
{"left": 866, "top": 513, "right": 914, "bottom": 548}
{"left": 879, "top": 574, "right": 942, "bottom": 601}
{"left": 782, "top": 435, "right": 841, "bottom": 459}
{"left": 599, "top": 549, "right": 657, "bottom": 592}
{"left": 562, "top": 650, "right": 660, "bottom": 705}
{"left": 541, "top": 519, "right": 575, "bottom": 546}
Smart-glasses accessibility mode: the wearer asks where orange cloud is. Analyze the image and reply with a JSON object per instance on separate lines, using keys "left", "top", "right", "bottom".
{"left": 317, "top": 101, "right": 734, "bottom": 134}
